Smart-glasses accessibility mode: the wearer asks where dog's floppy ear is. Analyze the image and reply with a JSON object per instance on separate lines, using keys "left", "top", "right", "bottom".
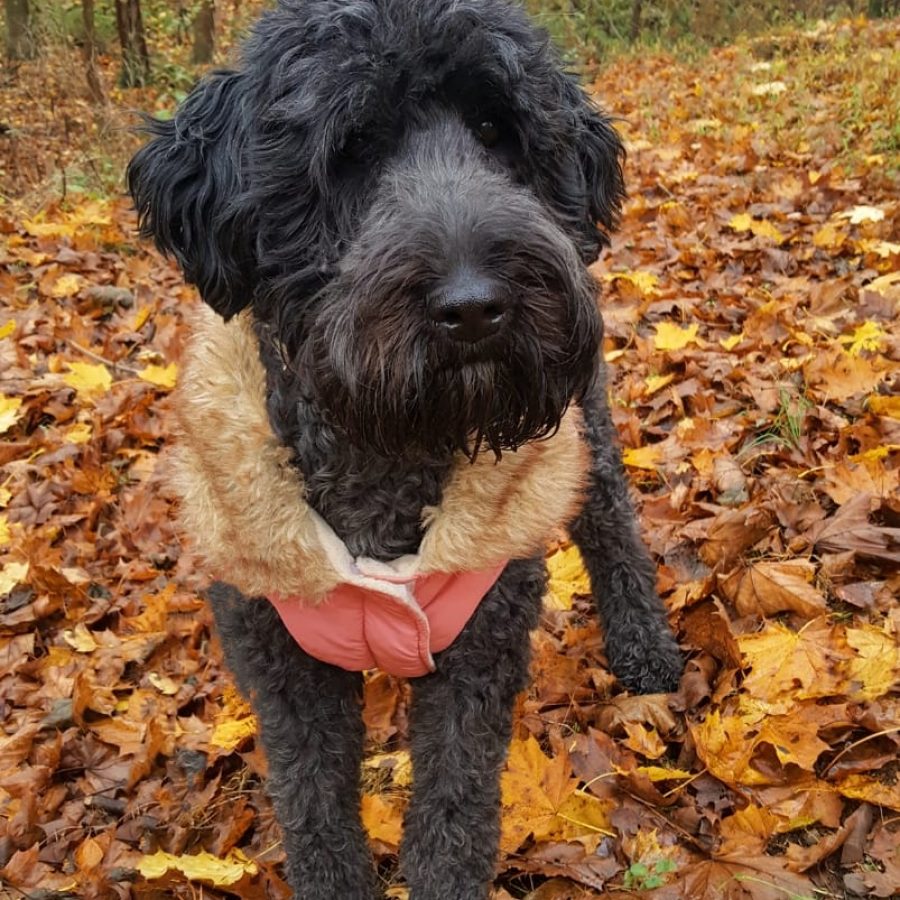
{"left": 565, "top": 79, "right": 626, "bottom": 263}
{"left": 127, "top": 71, "right": 255, "bottom": 318}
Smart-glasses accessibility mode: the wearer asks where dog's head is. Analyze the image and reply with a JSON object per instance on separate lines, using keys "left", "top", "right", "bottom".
{"left": 128, "top": 0, "right": 624, "bottom": 458}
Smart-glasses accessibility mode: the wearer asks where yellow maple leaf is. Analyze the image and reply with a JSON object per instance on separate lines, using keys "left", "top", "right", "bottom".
{"left": 500, "top": 736, "right": 578, "bottom": 852}
{"left": 0, "top": 321, "right": 14, "bottom": 340}
{"left": 866, "top": 396, "right": 900, "bottom": 419}
{"left": 544, "top": 545, "right": 591, "bottom": 611}
{"left": 138, "top": 362, "right": 178, "bottom": 390}
{"left": 751, "top": 218, "right": 786, "bottom": 243}
{"left": 864, "top": 271, "right": 900, "bottom": 297}
{"left": 856, "top": 238, "right": 900, "bottom": 258}
{"left": 654, "top": 321, "right": 700, "bottom": 352}
{"left": 137, "top": 849, "right": 257, "bottom": 886}
{"left": 64, "top": 362, "right": 113, "bottom": 400}
{"left": 50, "top": 273, "right": 83, "bottom": 299}
{"left": 729, "top": 213, "right": 753, "bottom": 231}
{"left": 845, "top": 625, "right": 900, "bottom": 701}
{"left": 840, "top": 205, "right": 885, "bottom": 225}
{"left": 361, "top": 792, "right": 404, "bottom": 847}
{"left": 133, "top": 306, "right": 153, "bottom": 331}
{"left": 728, "top": 214, "right": 785, "bottom": 243}
{"left": 836, "top": 773, "right": 900, "bottom": 811}
{"left": 838, "top": 320, "right": 887, "bottom": 356}
{"left": 209, "top": 715, "right": 257, "bottom": 752}
{"left": 719, "top": 333, "right": 744, "bottom": 351}
{"left": 691, "top": 710, "right": 767, "bottom": 787}
{"left": 812, "top": 222, "right": 846, "bottom": 250}
{"left": 0, "top": 396, "right": 23, "bottom": 433}
{"left": 622, "top": 444, "right": 664, "bottom": 470}
{"left": 719, "top": 804, "right": 786, "bottom": 855}
{"left": 635, "top": 765, "right": 693, "bottom": 782}
{"left": 692, "top": 699, "right": 831, "bottom": 787}
{"left": 65, "top": 422, "right": 93, "bottom": 444}
{"left": 0, "top": 514, "right": 10, "bottom": 546}
{"left": 644, "top": 373, "right": 676, "bottom": 396}
{"left": 608, "top": 270, "right": 659, "bottom": 298}
{"left": 847, "top": 444, "right": 900, "bottom": 464}
{"left": 554, "top": 788, "right": 615, "bottom": 840}
{"left": 210, "top": 684, "right": 256, "bottom": 751}
{"left": 738, "top": 619, "right": 847, "bottom": 703}
{"left": 22, "top": 218, "right": 77, "bottom": 238}
{"left": 0, "top": 561, "right": 28, "bottom": 594}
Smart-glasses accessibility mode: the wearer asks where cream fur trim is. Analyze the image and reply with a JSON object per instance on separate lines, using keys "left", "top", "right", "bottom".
{"left": 171, "top": 304, "right": 589, "bottom": 602}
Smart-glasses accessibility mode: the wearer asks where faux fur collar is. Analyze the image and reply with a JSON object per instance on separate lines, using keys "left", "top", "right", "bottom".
{"left": 170, "top": 305, "right": 589, "bottom": 603}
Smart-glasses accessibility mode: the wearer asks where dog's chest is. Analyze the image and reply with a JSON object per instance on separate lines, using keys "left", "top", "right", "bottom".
{"left": 258, "top": 337, "right": 452, "bottom": 562}
{"left": 289, "top": 403, "right": 452, "bottom": 561}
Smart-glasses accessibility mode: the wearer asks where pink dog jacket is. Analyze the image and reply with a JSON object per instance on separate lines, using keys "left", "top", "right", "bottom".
{"left": 268, "top": 512, "right": 507, "bottom": 677}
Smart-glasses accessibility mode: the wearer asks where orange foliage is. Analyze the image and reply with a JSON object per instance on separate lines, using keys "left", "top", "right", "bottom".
{"left": 1, "top": 14, "right": 899, "bottom": 900}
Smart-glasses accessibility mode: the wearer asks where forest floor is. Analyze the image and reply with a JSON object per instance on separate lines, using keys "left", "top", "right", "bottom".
{"left": 1, "top": 13, "right": 899, "bottom": 900}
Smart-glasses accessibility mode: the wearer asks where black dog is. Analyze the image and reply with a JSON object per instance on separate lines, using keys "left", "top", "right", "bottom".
{"left": 128, "top": 1, "right": 683, "bottom": 897}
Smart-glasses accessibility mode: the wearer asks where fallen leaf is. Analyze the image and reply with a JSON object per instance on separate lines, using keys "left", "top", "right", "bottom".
{"left": 840, "top": 205, "right": 885, "bottom": 224}
{"left": 545, "top": 545, "right": 591, "bottom": 611}
{"left": 738, "top": 620, "right": 848, "bottom": 703}
{"left": 49, "top": 273, "right": 83, "bottom": 299}
{"left": 139, "top": 362, "right": 178, "bottom": 389}
{"left": 137, "top": 849, "right": 258, "bottom": 887}
{"left": 0, "top": 395, "right": 23, "bottom": 433}
{"left": 839, "top": 320, "right": 887, "bottom": 356}
{"left": 361, "top": 792, "right": 404, "bottom": 848}
{"left": 654, "top": 322, "right": 701, "bottom": 352}
{"left": 622, "top": 444, "right": 664, "bottom": 470}
{"left": 0, "top": 561, "right": 29, "bottom": 594}
{"left": 62, "top": 623, "right": 98, "bottom": 653}
{"left": 148, "top": 672, "right": 180, "bottom": 695}
{"left": 63, "top": 361, "right": 113, "bottom": 400}
{"left": 845, "top": 624, "right": 900, "bottom": 701}
{"left": 721, "top": 559, "right": 827, "bottom": 619}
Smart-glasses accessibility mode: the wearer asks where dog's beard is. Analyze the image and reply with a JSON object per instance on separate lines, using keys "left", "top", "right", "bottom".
{"left": 300, "top": 293, "right": 599, "bottom": 460}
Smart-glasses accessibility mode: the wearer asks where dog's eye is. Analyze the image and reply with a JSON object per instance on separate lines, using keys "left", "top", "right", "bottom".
{"left": 475, "top": 119, "right": 501, "bottom": 148}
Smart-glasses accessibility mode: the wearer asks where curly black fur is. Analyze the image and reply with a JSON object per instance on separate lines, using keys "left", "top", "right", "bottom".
{"left": 127, "top": 0, "right": 620, "bottom": 459}
{"left": 129, "top": 1, "right": 682, "bottom": 897}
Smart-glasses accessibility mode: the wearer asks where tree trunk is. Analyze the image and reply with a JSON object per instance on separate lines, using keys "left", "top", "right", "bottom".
{"left": 191, "top": 0, "right": 216, "bottom": 64}
{"left": 82, "top": 0, "right": 107, "bottom": 104}
{"left": 115, "top": 0, "right": 150, "bottom": 87}
{"left": 630, "top": 0, "right": 643, "bottom": 43}
{"left": 5, "top": 0, "right": 36, "bottom": 60}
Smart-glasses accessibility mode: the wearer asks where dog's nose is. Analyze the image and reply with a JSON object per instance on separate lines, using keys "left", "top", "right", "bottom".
{"left": 427, "top": 271, "right": 509, "bottom": 343}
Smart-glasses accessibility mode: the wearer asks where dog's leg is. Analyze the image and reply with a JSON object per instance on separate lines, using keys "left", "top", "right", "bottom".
{"left": 208, "top": 583, "right": 376, "bottom": 900}
{"left": 570, "top": 368, "right": 683, "bottom": 694}
{"left": 400, "top": 558, "right": 544, "bottom": 900}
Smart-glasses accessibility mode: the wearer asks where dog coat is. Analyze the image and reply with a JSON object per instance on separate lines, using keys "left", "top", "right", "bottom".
{"left": 269, "top": 507, "right": 507, "bottom": 676}
{"left": 170, "top": 305, "right": 590, "bottom": 675}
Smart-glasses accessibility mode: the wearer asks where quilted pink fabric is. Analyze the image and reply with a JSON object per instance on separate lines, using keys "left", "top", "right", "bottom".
{"left": 268, "top": 563, "right": 507, "bottom": 677}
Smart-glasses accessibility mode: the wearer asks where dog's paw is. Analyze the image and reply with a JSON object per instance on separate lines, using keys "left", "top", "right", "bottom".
{"left": 607, "top": 630, "right": 683, "bottom": 695}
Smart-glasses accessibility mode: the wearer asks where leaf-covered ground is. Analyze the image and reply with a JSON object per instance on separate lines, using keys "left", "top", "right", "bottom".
{"left": 1, "top": 15, "right": 899, "bottom": 900}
